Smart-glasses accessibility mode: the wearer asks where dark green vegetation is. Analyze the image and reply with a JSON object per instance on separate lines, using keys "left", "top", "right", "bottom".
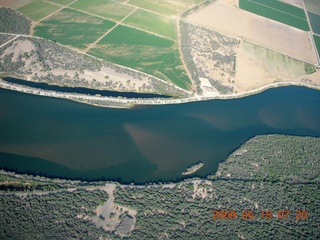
{"left": 314, "top": 35, "right": 320, "bottom": 57}
{"left": 1, "top": 135, "right": 319, "bottom": 239}
{"left": 17, "top": 0, "right": 60, "bottom": 21}
{"left": 0, "top": 188, "right": 108, "bottom": 239}
{"left": 89, "top": 25, "right": 191, "bottom": 89}
{"left": 122, "top": 9, "right": 178, "bottom": 40}
{"left": 34, "top": 8, "right": 116, "bottom": 50}
{"left": 239, "top": 0, "right": 309, "bottom": 31}
{"left": 0, "top": 8, "right": 31, "bottom": 34}
{"left": 211, "top": 135, "right": 320, "bottom": 182}
{"left": 70, "top": 0, "right": 134, "bottom": 21}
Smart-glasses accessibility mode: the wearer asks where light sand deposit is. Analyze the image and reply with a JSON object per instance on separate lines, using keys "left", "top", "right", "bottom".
{"left": 186, "top": 0, "right": 317, "bottom": 64}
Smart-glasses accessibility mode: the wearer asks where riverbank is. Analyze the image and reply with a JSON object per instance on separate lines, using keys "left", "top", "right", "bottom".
{"left": 1, "top": 75, "right": 320, "bottom": 108}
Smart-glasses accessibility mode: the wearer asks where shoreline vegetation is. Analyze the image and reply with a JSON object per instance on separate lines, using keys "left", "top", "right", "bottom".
{"left": 0, "top": 134, "right": 319, "bottom": 238}
{"left": 1, "top": 76, "right": 320, "bottom": 108}
{"left": 182, "top": 162, "right": 204, "bottom": 175}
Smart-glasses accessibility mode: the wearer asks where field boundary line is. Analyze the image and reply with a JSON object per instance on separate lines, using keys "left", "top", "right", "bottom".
{"left": 246, "top": 0, "right": 308, "bottom": 21}
{"left": 176, "top": 18, "right": 195, "bottom": 91}
{"left": 0, "top": 33, "right": 191, "bottom": 93}
{"left": 84, "top": 8, "right": 137, "bottom": 53}
{"left": 301, "top": 0, "right": 320, "bottom": 65}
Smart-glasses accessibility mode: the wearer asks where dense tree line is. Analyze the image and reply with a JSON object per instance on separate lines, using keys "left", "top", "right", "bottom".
{"left": 0, "top": 135, "right": 319, "bottom": 239}
{"left": 0, "top": 8, "right": 31, "bottom": 35}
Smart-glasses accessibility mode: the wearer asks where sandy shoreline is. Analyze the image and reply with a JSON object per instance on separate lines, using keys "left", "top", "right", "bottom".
{"left": 1, "top": 77, "right": 319, "bottom": 108}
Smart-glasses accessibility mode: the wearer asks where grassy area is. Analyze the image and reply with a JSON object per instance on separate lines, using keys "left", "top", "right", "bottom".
{"left": 48, "top": 0, "right": 75, "bottom": 5}
{"left": 128, "top": 0, "right": 188, "bottom": 16}
{"left": 89, "top": 25, "right": 191, "bottom": 90}
{"left": 314, "top": 34, "right": 320, "bottom": 58}
{"left": 122, "top": 9, "right": 177, "bottom": 40}
{"left": 34, "top": 8, "right": 116, "bottom": 50}
{"left": 239, "top": 0, "right": 309, "bottom": 31}
{"left": 17, "top": 0, "right": 61, "bottom": 21}
{"left": 70, "top": 0, "right": 134, "bottom": 21}
{"left": 242, "top": 41, "right": 314, "bottom": 76}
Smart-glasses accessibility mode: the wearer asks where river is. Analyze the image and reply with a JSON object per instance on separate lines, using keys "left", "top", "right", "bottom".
{"left": 0, "top": 86, "right": 319, "bottom": 183}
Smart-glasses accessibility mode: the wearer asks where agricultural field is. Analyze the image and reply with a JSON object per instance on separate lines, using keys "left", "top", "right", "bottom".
{"left": 88, "top": 25, "right": 191, "bottom": 90}
{"left": 34, "top": 8, "right": 116, "bottom": 50}
{"left": 128, "top": 0, "right": 203, "bottom": 16}
{"left": 305, "top": 0, "right": 320, "bottom": 15}
{"left": 122, "top": 9, "right": 177, "bottom": 40}
{"left": 239, "top": 0, "right": 309, "bottom": 31}
{"left": 48, "top": 0, "right": 75, "bottom": 5}
{"left": 17, "top": 0, "right": 61, "bottom": 21}
{"left": 314, "top": 35, "right": 320, "bottom": 57}
{"left": 70, "top": 0, "right": 134, "bottom": 22}
{"left": 308, "top": 11, "right": 320, "bottom": 35}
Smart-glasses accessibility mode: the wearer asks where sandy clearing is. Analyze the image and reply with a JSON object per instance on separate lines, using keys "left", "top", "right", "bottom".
{"left": 186, "top": 2, "right": 317, "bottom": 64}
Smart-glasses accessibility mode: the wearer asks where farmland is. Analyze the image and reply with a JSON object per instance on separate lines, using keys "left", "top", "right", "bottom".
{"left": 48, "top": 0, "right": 75, "bottom": 5}
{"left": 308, "top": 11, "right": 320, "bottom": 35}
{"left": 17, "top": 0, "right": 60, "bottom": 21}
{"left": 314, "top": 35, "right": 320, "bottom": 57}
{"left": 127, "top": 0, "right": 203, "bottom": 16}
{"left": 305, "top": 0, "right": 320, "bottom": 15}
{"left": 88, "top": 25, "right": 191, "bottom": 90}
{"left": 34, "top": 8, "right": 116, "bottom": 50}
{"left": 239, "top": 0, "right": 309, "bottom": 31}
{"left": 122, "top": 9, "right": 177, "bottom": 40}
{"left": 70, "top": 0, "right": 134, "bottom": 22}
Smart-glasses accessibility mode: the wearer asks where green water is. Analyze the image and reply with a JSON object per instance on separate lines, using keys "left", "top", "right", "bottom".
{"left": 0, "top": 87, "right": 319, "bottom": 183}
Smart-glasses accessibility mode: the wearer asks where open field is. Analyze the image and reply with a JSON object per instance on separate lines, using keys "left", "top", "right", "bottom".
{"left": 70, "top": 0, "right": 134, "bottom": 22}
{"left": 239, "top": 0, "right": 309, "bottom": 31}
{"left": 17, "top": 0, "right": 60, "bottom": 21}
{"left": 88, "top": 25, "right": 191, "bottom": 90}
{"left": 180, "top": 21, "right": 317, "bottom": 95}
{"left": 34, "top": 8, "right": 116, "bottom": 50}
{"left": 314, "top": 35, "right": 320, "bottom": 57}
{"left": 127, "top": 0, "right": 202, "bottom": 16}
{"left": 186, "top": 1, "right": 317, "bottom": 64}
{"left": 122, "top": 9, "right": 177, "bottom": 40}
{"left": 308, "top": 11, "right": 320, "bottom": 35}
{"left": 48, "top": 0, "right": 75, "bottom": 5}
{"left": 305, "top": 0, "right": 320, "bottom": 15}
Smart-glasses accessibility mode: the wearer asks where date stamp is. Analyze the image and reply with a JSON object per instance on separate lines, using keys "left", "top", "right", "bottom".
{"left": 212, "top": 209, "right": 308, "bottom": 220}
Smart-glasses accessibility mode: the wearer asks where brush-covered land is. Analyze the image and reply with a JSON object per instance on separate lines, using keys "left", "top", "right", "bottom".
{"left": 1, "top": 134, "right": 319, "bottom": 239}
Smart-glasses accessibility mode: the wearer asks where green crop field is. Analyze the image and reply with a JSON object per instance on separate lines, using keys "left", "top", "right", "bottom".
{"left": 314, "top": 35, "right": 320, "bottom": 58}
{"left": 48, "top": 0, "right": 75, "bottom": 5}
{"left": 89, "top": 25, "right": 191, "bottom": 90}
{"left": 17, "top": 0, "right": 61, "bottom": 21}
{"left": 70, "top": 0, "right": 134, "bottom": 21}
{"left": 239, "top": 0, "right": 309, "bottom": 31}
{"left": 128, "top": 0, "right": 190, "bottom": 16}
{"left": 34, "top": 8, "right": 116, "bottom": 50}
{"left": 308, "top": 12, "right": 320, "bottom": 35}
{"left": 123, "top": 9, "right": 177, "bottom": 40}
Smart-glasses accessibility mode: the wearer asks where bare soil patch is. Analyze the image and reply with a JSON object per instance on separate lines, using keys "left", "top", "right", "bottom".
{"left": 186, "top": 1, "right": 317, "bottom": 64}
